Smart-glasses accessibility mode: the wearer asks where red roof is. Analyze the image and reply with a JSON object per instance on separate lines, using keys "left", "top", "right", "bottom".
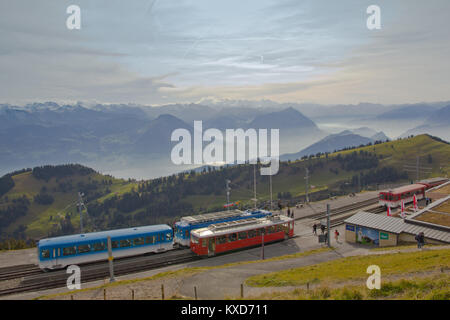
{"left": 381, "top": 184, "right": 425, "bottom": 194}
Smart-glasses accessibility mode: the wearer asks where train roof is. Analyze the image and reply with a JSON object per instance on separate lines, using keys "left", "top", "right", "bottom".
{"left": 38, "top": 224, "right": 172, "bottom": 247}
{"left": 177, "top": 209, "right": 271, "bottom": 226}
{"left": 419, "top": 177, "right": 448, "bottom": 184}
{"left": 191, "top": 215, "right": 293, "bottom": 238}
{"left": 381, "top": 184, "right": 426, "bottom": 194}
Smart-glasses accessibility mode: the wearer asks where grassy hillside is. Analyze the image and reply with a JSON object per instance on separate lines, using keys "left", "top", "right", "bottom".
{"left": 0, "top": 134, "right": 449, "bottom": 240}
{"left": 182, "top": 134, "right": 450, "bottom": 209}
{"left": 0, "top": 166, "right": 137, "bottom": 239}
{"left": 244, "top": 248, "right": 450, "bottom": 300}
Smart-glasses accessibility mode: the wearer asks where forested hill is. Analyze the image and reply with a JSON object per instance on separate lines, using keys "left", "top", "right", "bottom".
{"left": 0, "top": 134, "right": 449, "bottom": 243}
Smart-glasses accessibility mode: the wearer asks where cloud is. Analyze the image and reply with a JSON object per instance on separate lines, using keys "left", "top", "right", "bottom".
{"left": 0, "top": 0, "right": 449, "bottom": 105}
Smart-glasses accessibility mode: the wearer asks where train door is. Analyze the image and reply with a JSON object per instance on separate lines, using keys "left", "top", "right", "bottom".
{"left": 52, "top": 247, "right": 59, "bottom": 267}
{"left": 207, "top": 237, "right": 216, "bottom": 256}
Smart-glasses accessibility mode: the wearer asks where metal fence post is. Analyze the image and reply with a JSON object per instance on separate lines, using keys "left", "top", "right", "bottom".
{"left": 107, "top": 236, "right": 115, "bottom": 282}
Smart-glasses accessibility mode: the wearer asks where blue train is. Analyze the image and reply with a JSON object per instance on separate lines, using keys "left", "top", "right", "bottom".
{"left": 37, "top": 209, "right": 272, "bottom": 270}
{"left": 38, "top": 225, "right": 173, "bottom": 270}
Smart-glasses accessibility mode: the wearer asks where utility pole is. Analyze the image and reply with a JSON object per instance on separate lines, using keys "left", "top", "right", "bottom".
{"left": 107, "top": 236, "right": 115, "bottom": 282}
{"left": 269, "top": 166, "right": 273, "bottom": 210}
{"left": 403, "top": 155, "right": 432, "bottom": 182}
{"left": 226, "top": 179, "right": 231, "bottom": 211}
{"left": 305, "top": 168, "right": 309, "bottom": 203}
{"left": 78, "top": 192, "right": 84, "bottom": 233}
{"left": 261, "top": 229, "right": 265, "bottom": 260}
{"left": 253, "top": 164, "right": 257, "bottom": 210}
{"left": 416, "top": 156, "right": 419, "bottom": 181}
{"left": 358, "top": 173, "right": 361, "bottom": 193}
{"left": 326, "top": 204, "right": 331, "bottom": 248}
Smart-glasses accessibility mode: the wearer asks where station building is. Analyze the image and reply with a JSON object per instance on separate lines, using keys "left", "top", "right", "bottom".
{"left": 345, "top": 180, "right": 450, "bottom": 247}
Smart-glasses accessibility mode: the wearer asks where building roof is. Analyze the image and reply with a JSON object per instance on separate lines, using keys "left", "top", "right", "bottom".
{"left": 344, "top": 211, "right": 450, "bottom": 243}
{"left": 381, "top": 184, "right": 425, "bottom": 194}
{"left": 345, "top": 212, "right": 405, "bottom": 234}
{"left": 38, "top": 224, "right": 172, "bottom": 247}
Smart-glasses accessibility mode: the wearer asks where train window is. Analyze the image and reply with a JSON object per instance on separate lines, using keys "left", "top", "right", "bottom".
{"left": 201, "top": 239, "right": 207, "bottom": 247}
{"left": 185, "top": 230, "right": 189, "bottom": 238}
{"left": 93, "top": 242, "right": 105, "bottom": 251}
{"left": 255, "top": 229, "right": 262, "bottom": 236}
{"left": 238, "top": 232, "right": 247, "bottom": 240}
{"left": 63, "top": 246, "right": 76, "bottom": 256}
{"left": 112, "top": 240, "right": 119, "bottom": 249}
{"left": 229, "top": 233, "right": 237, "bottom": 242}
{"left": 268, "top": 226, "right": 276, "bottom": 234}
{"left": 216, "top": 236, "right": 227, "bottom": 244}
{"left": 120, "top": 239, "right": 131, "bottom": 248}
{"left": 41, "top": 249, "right": 50, "bottom": 259}
{"left": 133, "top": 237, "right": 145, "bottom": 246}
{"left": 166, "top": 233, "right": 172, "bottom": 241}
{"left": 248, "top": 230, "right": 256, "bottom": 238}
{"left": 78, "top": 244, "right": 91, "bottom": 254}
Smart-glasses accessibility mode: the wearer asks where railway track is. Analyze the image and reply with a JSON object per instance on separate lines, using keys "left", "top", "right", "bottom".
{"left": 0, "top": 264, "right": 42, "bottom": 282}
{"left": 295, "top": 197, "right": 379, "bottom": 222}
{"left": 0, "top": 249, "right": 199, "bottom": 297}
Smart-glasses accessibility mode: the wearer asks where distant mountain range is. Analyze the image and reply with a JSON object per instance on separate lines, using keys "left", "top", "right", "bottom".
{"left": 0, "top": 100, "right": 448, "bottom": 179}
{"left": 0, "top": 102, "right": 322, "bottom": 177}
{"left": 400, "top": 105, "right": 450, "bottom": 141}
{"left": 280, "top": 129, "right": 389, "bottom": 161}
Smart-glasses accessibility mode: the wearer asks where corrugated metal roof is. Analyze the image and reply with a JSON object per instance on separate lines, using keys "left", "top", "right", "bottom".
{"left": 403, "top": 223, "right": 450, "bottom": 243}
{"left": 344, "top": 211, "right": 450, "bottom": 243}
{"left": 344, "top": 212, "right": 405, "bottom": 234}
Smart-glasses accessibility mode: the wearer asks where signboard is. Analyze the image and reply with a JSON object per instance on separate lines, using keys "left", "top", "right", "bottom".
{"left": 346, "top": 224, "right": 355, "bottom": 232}
{"left": 318, "top": 235, "right": 326, "bottom": 243}
{"left": 380, "top": 232, "right": 389, "bottom": 240}
{"left": 356, "top": 226, "right": 379, "bottom": 245}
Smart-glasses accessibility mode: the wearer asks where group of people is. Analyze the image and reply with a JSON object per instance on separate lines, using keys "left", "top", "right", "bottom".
{"left": 312, "top": 223, "right": 340, "bottom": 244}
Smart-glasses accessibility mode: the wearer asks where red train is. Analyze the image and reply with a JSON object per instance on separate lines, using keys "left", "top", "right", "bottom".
{"left": 378, "top": 177, "right": 448, "bottom": 208}
{"left": 190, "top": 215, "right": 294, "bottom": 256}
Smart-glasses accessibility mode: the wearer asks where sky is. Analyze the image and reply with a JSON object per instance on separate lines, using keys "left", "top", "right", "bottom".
{"left": 1, "top": 0, "right": 450, "bottom": 106}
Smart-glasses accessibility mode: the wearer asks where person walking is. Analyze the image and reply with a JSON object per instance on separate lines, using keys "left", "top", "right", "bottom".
{"left": 419, "top": 232, "right": 425, "bottom": 248}
{"left": 290, "top": 209, "right": 294, "bottom": 218}
{"left": 313, "top": 224, "right": 317, "bottom": 235}
{"left": 415, "top": 232, "right": 425, "bottom": 249}
{"left": 321, "top": 224, "right": 325, "bottom": 234}
{"left": 287, "top": 207, "right": 291, "bottom": 217}
{"left": 334, "top": 229, "right": 340, "bottom": 243}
